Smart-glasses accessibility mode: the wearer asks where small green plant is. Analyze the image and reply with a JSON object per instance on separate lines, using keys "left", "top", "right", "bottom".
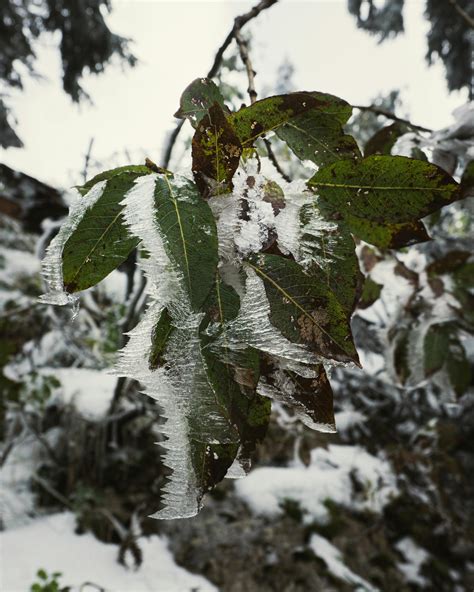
{"left": 30, "top": 569, "right": 69, "bottom": 592}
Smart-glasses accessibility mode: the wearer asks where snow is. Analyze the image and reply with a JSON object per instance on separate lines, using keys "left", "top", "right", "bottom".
{"left": 395, "top": 537, "right": 429, "bottom": 587}
{"left": 42, "top": 368, "right": 117, "bottom": 420}
{"left": 334, "top": 409, "right": 367, "bottom": 433}
{"left": 235, "top": 444, "right": 398, "bottom": 523}
{"left": 0, "top": 512, "right": 218, "bottom": 592}
{"left": 0, "top": 248, "right": 40, "bottom": 282}
{"left": 309, "top": 533, "right": 379, "bottom": 592}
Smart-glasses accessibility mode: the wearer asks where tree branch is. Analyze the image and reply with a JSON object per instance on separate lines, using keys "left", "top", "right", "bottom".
{"left": 352, "top": 105, "right": 432, "bottom": 133}
{"left": 448, "top": 0, "right": 474, "bottom": 29}
{"left": 162, "top": 0, "right": 279, "bottom": 168}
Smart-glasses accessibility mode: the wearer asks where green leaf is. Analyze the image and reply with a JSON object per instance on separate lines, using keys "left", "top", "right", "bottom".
{"left": 364, "top": 122, "right": 409, "bottom": 157}
{"left": 175, "top": 78, "right": 228, "bottom": 127}
{"left": 75, "top": 165, "right": 151, "bottom": 196}
{"left": 424, "top": 323, "right": 450, "bottom": 376}
{"left": 200, "top": 274, "right": 271, "bottom": 468}
{"left": 299, "top": 208, "right": 363, "bottom": 315}
{"left": 358, "top": 277, "right": 383, "bottom": 309}
{"left": 344, "top": 215, "right": 431, "bottom": 249}
{"left": 460, "top": 159, "right": 474, "bottom": 198}
{"left": 192, "top": 103, "right": 242, "bottom": 196}
{"left": 247, "top": 254, "right": 358, "bottom": 364}
{"left": 148, "top": 307, "right": 174, "bottom": 370}
{"left": 228, "top": 92, "right": 357, "bottom": 167}
{"left": 446, "top": 337, "right": 471, "bottom": 397}
{"left": 275, "top": 110, "right": 361, "bottom": 167}
{"left": 229, "top": 92, "right": 353, "bottom": 147}
{"left": 309, "top": 155, "right": 461, "bottom": 224}
{"left": 153, "top": 174, "right": 218, "bottom": 310}
{"left": 63, "top": 168, "right": 152, "bottom": 293}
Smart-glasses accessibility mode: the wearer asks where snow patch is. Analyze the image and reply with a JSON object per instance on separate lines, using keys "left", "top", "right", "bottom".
{"left": 235, "top": 444, "right": 398, "bottom": 522}
{"left": 0, "top": 512, "right": 218, "bottom": 592}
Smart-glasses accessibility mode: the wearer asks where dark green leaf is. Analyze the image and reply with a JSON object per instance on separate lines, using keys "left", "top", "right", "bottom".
{"left": 299, "top": 207, "right": 363, "bottom": 314}
{"left": 153, "top": 174, "right": 218, "bottom": 310}
{"left": 276, "top": 110, "right": 361, "bottom": 167}
{"left": 175, "top": 78, "right": 228, "bottom": 127}
{"left": 344, "top": 215, "right": 431, "bottom": 249}
{"left": 358, "top": 277, "right": 383, "bottom": 309}
{"left": 446, "top": 337, "right": 471, "bottom": 397}
{"left": 247, "top": 254, "right": 358, "bottom": 364}
{"left": 148, "top": 307, "right": 174, "bottom": 370}
{"left": 75, "top": 165, "right": 151, "bottom": 196}
{"left": 229, "top": 92, "right": 353, "bottom": 147}
{"left": 63, "top": 168, "right": 152, "bottom": 293}
{"left": 309, "top": 155, "right": 460, "bottom": 224}
{"left": 424, "top": 323, "right": 450, "bottom": 376}
{"left": 364, "top": 122, "right": 409, "bottom": 157}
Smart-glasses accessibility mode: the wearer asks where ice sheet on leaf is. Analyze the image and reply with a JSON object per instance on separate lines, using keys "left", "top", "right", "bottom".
{"left": 212, "top": 268, "right": 319, "bottom": 366}
{"left": 116, "top": 173, "right": 238, "bottom": 519}
{"left": 39, "top": 181, "right": 106, "bottom": 306}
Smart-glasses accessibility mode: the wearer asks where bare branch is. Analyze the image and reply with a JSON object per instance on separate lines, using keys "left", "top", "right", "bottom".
{"left": 162, "top": 0, "right": 279, "bottom": 168}
{"left": 264, "top": 138, "right": 292, "bottom": 183}
{"left": 448, "top": 0, "right": 474, "bottom": 29}
{"left": 82, "top": 137, "right": 95, "bottom": 183}
{"left": 234, "top": 30, "right": 258, "bottom": 104}
{"left": 352, "top": 105, "right": 432, "bottom": 133}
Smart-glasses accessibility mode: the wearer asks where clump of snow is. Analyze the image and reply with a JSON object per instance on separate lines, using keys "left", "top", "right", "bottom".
{"left": 334, "top": 409, "right": 367, "bottom": 433}
{"left": 0, "top": 512, "right": 218, "bottom": 592}
{"left": 235, "top": 444, "right": 398, "bottom": 523}
{"left": 41, "top": 368, "right": 117, "bottom": 420}
{"left": 395, "top": 537, "right": 429, "bottom": 587}
{"left": 0, "top": 248, "right": 40, "bottom": 283}
{"left": 310, "top": 533, "right": 379, "bottom": 592}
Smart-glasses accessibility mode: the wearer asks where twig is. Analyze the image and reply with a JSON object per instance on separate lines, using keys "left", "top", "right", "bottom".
{"left": 162, "top": 0, "right": 279, "bottom": 168}
{"left": 234, "top": 16, "right": 291, "bottom": 183}
{"left": 448, "top": 0, "right": 474, "bottom": 29}
{"left": 352, "top": 105, "right": 432, "bottom": 133}
{"left": 234, "top": 30, "right": 258, "bottom": 104}
{"left": 82, "top": 137, "right": 95, "bottom": 183}
{"left": 31, "top": 472, "right": 74, "bottom": 509}
{"left": 264, "top": 138, "right": 292, "bottom": 183}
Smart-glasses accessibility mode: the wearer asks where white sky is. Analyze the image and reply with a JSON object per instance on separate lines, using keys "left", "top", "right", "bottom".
{"left": 1, "top": 0, "right": 468, "bottom": 188}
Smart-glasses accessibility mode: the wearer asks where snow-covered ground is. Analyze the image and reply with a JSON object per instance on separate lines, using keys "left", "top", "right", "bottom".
{"left": 0, "top": 513, "right": 217, "bottom": 592}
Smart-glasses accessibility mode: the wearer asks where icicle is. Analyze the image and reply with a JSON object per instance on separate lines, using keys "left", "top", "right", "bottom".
{"left": 39, "top": 181, "right": 107, "bottom": 306}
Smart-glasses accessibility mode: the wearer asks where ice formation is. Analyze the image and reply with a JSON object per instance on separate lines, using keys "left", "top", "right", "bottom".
{"left": 40, "top": 181, "right": 107, "bottom": 306}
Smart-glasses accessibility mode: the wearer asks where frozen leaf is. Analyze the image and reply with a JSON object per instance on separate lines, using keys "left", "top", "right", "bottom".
{"left": 357, "top": 277, "right": 383, "bottom": 309}
{"left": 40, "top": 166, "right": 153, "bottom": 303}
{"left": 247, "top": 255, "right": 359, "bottom": 364}
{"left": 152, "top": 173, "right": 219, "bottom": 311}
{"left": 175, "top": 78, "right": 228, "bottom": 127}
{"left": 258, "top": 360, "right": 336, "bottom": 432}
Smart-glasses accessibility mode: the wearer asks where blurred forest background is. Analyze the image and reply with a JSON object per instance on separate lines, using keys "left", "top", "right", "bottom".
{"left": 1, "top": 1, "right": 473, "bottom": 591}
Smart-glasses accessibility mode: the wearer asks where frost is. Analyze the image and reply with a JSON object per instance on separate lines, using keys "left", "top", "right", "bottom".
{"left": 213, "top": 268, "right": 318, "bottom": 367}
{"left": 39, "top": 181, "right": 107, "bottom": 306}
{"left": 310, "top": 534, "right": 379, "bottom": 592}
{"left": 115, "top": 174, "right": 239, "bottom": 519}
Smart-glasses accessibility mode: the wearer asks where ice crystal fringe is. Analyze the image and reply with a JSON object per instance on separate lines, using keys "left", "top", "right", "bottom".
{"left": 39, "top": 181, "right": 107, "bottom": 306}
{"left": 116, "top": 174, "right": 239, "bottom": 519}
